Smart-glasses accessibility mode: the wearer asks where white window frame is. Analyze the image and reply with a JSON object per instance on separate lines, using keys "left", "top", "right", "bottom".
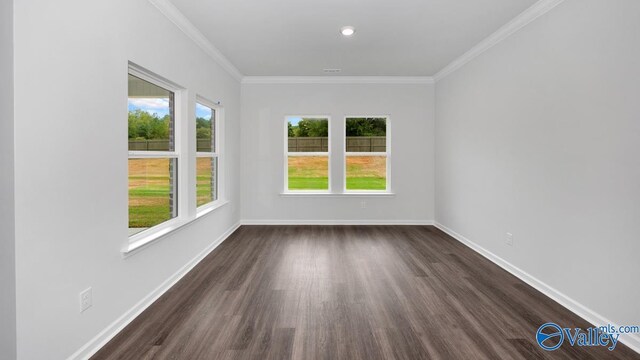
{"left": 343, "top": 115, "right": 391, "bottom": 193}
{"left": 124, "top": 64, "right": 230, "bottom": 255}
{"left": 284, "top": 115, "right": 331, "bottom": 193}
{"left": 126, "top": 63, "right": 189, "bottom": 253}
{"left": 195, "top": 96, "right": 224, "bottom": 215}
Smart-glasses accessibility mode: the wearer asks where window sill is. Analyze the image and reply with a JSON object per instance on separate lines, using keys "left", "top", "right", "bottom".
{"left": 123, "top": 200, "right": 229, "bottom": 256}
{"left": 196, "top": 199, "right": 229, "bottom": 218}
{"left": 280, "top": 192, "right": 395, "bottom": 198}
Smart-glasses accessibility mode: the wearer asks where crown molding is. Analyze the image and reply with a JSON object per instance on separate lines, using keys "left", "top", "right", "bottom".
{"left": 148, "top": 0, "right": 244, "bottom": 82}
{"left": 434, "top": 0, "right": 565, "bottom": 82}
{"left": 241, "top": 76, "right": 435, "bottom": 85}
{"left": 147, "top": 0, "right": 564, "bottom": 84}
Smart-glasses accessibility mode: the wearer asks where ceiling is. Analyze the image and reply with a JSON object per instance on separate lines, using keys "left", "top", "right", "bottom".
{"left": 169, "top": 0, "right": 538, "bottom": 76}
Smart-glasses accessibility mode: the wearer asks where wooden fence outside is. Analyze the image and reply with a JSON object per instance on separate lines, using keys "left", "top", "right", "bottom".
{"left": 129, "top": 136, "right": 386, "bottom": 153}
{"left": 129, "top": 139, "right": 212, "bottom": 152}
{"left": 288, "top": 136, "right": 386, "bottom": 152}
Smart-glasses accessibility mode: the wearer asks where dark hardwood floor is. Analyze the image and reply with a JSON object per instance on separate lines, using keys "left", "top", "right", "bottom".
{"left": 92, "top": 226, "right": 639, "bottom": 359}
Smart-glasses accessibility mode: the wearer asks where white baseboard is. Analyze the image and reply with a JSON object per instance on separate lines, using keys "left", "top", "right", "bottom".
{"left": 434, "top": 222, "right": 640, "bottom": 354}
{"left": 241, "top": 219, "right": 434, "bottom": 225}
{"left": 67, "top": 222, "right": 241, "bottom": 360}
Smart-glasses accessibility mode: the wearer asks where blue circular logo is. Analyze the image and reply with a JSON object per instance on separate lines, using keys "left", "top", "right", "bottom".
{"left": 536, "top": 323, "right": 564, "bottom": 351}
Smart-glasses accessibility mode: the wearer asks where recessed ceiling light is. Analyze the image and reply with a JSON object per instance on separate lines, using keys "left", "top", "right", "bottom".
{"left": 340, "top": 26, "right": 355, "bottom": 36}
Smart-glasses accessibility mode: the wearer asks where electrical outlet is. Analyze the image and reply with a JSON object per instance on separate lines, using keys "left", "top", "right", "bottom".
{"left": 80, "top": 287, "right": 92, "bottom": 312}
{"left": 506, "top": 233, "right": 513, "bottom": 246}
{"left": 360, "top": 201, "right": 367, "bottom": 209}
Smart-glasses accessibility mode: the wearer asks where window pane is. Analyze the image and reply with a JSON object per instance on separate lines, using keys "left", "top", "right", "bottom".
{"left": 196, "top": 103, "right": 214, "bottom": 152}
{"left": 197, "top": 157, "right": 218, "bottom": 207}
{"left": 128, "top": 74, "right": 174, "bottom": 151}
{"left": 128, "top": 158, "right": 177, "bottom": 235}
{"left": 346, "top": 156, "right": 386, "bottom": 190}
{"left": 288, "top": 156, "right": 328, "bottom": 190}
{"left": 287, "top": 117, "right": 329, "bottom": 152}
{"left": 345, "top": 117, "right": 386, "bottom": 152}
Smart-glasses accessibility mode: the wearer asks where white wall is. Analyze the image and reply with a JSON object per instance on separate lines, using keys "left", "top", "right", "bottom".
{"left": 436, "top": 0, "right": 640, "bottom": 335}
{"left": 10, "top": 0, "right": 639, "bottom": 357}
{"left": 241, "top": 83, "right": 435, "bottom": 223}
{"left": 0, "top": 0, "right": 16, "bottom": 358}
{"left": 13, "top": 0, "right": 241, "bottom": 359}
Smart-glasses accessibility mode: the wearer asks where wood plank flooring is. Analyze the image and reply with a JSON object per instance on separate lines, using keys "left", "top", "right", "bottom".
{"left": 92, "top": 226, "right": 639, "bottom": 359}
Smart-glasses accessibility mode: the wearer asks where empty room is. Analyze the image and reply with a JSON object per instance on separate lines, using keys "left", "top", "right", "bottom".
{"left": 1, "top": 0, "right": 640, "bottom": 359}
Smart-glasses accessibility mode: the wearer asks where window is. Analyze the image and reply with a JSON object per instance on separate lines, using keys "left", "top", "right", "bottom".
{"left": 125, "top": 64, "right": 229, "bottom": 253}
{"left": 128, "top": 68, "right": 181, "bottom": 237}
{"left": 345, "top": 117, "right": 389, "bottom": 191}
{"left": 196, "top": 99, "right": 219, "bottom": 208}
{"left": 286, "top": 116, "right": 330, "bottom": 191}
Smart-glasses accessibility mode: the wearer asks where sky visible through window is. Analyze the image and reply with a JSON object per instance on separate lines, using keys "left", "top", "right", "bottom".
{"left": 128, "top": 98, "right": 170, "bottom": 117}
{"left": 127, "top": 100, "right": 212, "bottom": 120}
{"left": 195, "top": 103, "right": 212, "bottom": 120}
{"left": 288, "top": 116, "right": 302, "bottom": 126}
